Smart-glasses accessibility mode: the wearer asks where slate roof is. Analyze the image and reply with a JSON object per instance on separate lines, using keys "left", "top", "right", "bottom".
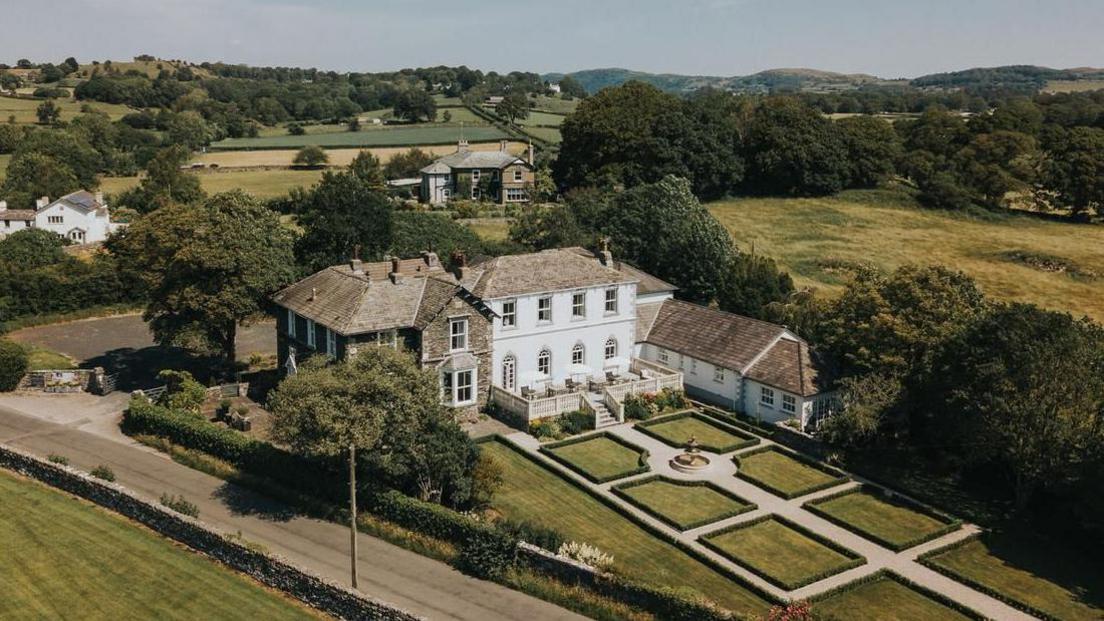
{"left": 272, "top": 256, "right": 456, "bottom": 335}
{"left": 55, "top": 190, "right": 102, "bottom": 212}
{"left": 467, "top": 248, "right": 635, "bottom": 299}
{"left": 420, "top": 150, "right": 526, "bottom": 174}
{"left": 635, "top": 302, "right": 662, "bottom": 341}
{"left": 641, "top": 299, "right": 832, "bottom": 396}
{"left": 566, "top": 248, "right": 676, "bottom": 295}
{"left": 0, "top": 210, "right": 36, "bottom": 220}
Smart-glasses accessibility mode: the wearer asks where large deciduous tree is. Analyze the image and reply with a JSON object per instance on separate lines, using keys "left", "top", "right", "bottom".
{"left": 742, "top": 97, "right": 850, "bottom": 196}
{"left": 914, "top": 304, "right": 1104, "bottom": 511}
{"left": 1040, "top": 126, "right": 1104, "bottom": 218}
{"left": 108, "top": 190, "right": 295, "bottom": 364}
{"left": 392, "top": 89, "right": 436, "bottom": 122}
{"left": 294, "top": 171, "right": 393, "bottom": 271}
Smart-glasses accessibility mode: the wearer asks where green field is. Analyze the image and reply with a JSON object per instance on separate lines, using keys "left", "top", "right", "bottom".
{"left": 815, "top": 574, "right": 976, "bottom": 621}
{"left": 0, "top": 95, "right": 133, "bottom": 124}
{"left": 922, "top": 536, "right": 1103, "bottom": 620}
{"left": 435, "top": 107, "right": 486, "bottom": 124}
{"left": 521, "top": 126, "right": 562, "bottom": 144}
{"left": 517, "top": 111, "right": 567, "bottom": 127}
{"left": 635, "top": 412, "right": 757, "bottom": 453}
{"left": 805, "top": 489, "right": 957, "bottom": 551}
{"left": 211, "top": 125, "right": 509, "bottom": 150}
{"left": 612, "top": 477, "right": 754, "bottom": 531}
{"left": 736, "top": 447, "right": 847, "bottom": 499}
{"left": 481, "top": 440, "right": 772, "bottom": 614}
{"left": 700, "top": 517, "right": 863, "bottom": 590}
{"left": 0, "top": 469, "right": 316, "bottom": 620}
{"left": 529, "top": 95, "right": 581, "bottom": 115}
{"left": 101, "top": 169, "right": 324, "bottom": 200}
{"left": 543, "top": 434, "right": 648, "bottom": 482}
{"left": 708, "top": 188, "right": 1104, "bottom": 321}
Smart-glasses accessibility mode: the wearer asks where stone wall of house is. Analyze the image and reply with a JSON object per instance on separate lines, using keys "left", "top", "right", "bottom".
{"left": 0, "top": 445, "right": 422, "bottom": 621}
{"left": 421, "top": 295, "right": 493, "bottom": 415}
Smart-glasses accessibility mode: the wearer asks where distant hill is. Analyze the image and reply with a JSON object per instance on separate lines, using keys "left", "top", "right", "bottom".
{"left": 543, "top": 65, "right": 1104, "bottom": 95}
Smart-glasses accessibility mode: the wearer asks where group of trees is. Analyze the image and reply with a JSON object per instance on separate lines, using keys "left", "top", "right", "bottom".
{"left": 510, "top": 176, "right": 794, "bottom": 316}
{"left": 800, "top": 265, "right": 1104, "bottom": 541}
{"left": 555, "top": 81, "right": 1104, "bottom": 218}
{"left": 554, "top": 83, "right": 900, "bottom": 201}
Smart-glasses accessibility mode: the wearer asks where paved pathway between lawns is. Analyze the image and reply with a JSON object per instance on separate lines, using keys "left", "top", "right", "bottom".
{"left": 505, "top": 423, "right": 1037, "bottom": 621}
{"left": 0, "top": 394, "right": 583, "bottom": 621}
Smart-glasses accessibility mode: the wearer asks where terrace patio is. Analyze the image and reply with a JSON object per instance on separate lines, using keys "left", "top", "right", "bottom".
{"left": 489, "top": 358, "right": 683, "bottom": 429}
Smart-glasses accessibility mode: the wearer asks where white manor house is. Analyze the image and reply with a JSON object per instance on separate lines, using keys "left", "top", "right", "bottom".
{"left": 272, "top": 244, "right": 836, "bottom": 430}
{"left": 0, "top": 190, "right": 124, "bottom": 244}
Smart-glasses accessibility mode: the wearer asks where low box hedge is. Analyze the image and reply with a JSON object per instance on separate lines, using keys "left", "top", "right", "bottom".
{"left": 802, "top": 484, "right": 962, "bottom": 552}
{"left": 915, "top": 535, "right": 1062, "bottom": 621}
{"left": 540, "top": 432, "right": 651, "bottom": 484}
{"left": 808, "top": 569, "right": 987, "bottom": 620}
{"left": 489, "top": 436, "right": 781, "bottom": 609}
{"left": 611, "top": 475, "right": 757, "bottom": 531}
{"left": 732, "top": 445, "right": 849, "bottom": 500}
{"left": 634, "top": 411, "right": 760, "bottom": 454}
{"left": 698, "top": 514, "right": 866, "bottom": 591}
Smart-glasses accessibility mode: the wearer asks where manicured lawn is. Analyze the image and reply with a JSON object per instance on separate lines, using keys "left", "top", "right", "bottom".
{"left": 542, "top": 433, "right": 648, "bottom": 482}
{"left": 0, "top": 469, "right": 317, "bottom": 620}
{"left": 529, "top": 95, "right": 580, "bottom": 115}
{"left": 211, "top": 125, "right": 509, "bottom": 149}
{"left": 805, "top": 488, "right": 958, "bottom": 551}
{"left": 922, "top": 536, "right": 1104, "bottom": 621}
{"left": 100, "top": 169, "right": 325, "bottom": 200}
{"left": 708, "top": 188, "right": 1104, "bottom": 321}
{"left": 612, "top": 476, "right": 754, "bottom": 530}
{"left": 700, "top": 517, "right": 864, "bottom": 590}
{"left": 736, "top": 447, "right": 847, "bottom": 499}
{"left": 481, "top": 440, "right": 773, "bottom": 615}
{"left": 636, "top": 412, "right": 757, "bottom": 453}
{"left": 815, "top": 574, "right": 976, "bottom": 621}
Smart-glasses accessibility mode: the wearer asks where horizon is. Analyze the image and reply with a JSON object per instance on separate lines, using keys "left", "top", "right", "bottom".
{"left": 3, "top": 0, "right": 1102, "bottom": 78}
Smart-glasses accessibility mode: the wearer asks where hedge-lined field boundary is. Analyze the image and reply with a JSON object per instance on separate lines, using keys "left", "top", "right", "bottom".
{"left": 487, "top": 436, "right": 781, "bottom": 610}
{"left": 802, "top": 484, "right": 963, "bottom": 552}
{"left": 634, "top": 411, "right": 760, "bottom": 453}
{"left": 807, "top": 569, "right": 987, "bottom": 620}
{"left": 540, "top": 432, "right": 651, "bottom": 483}
{"left": 611, "top": 475, "right": 757, "bottom": 531}
{"left": 697, "top": 514, "right": 866, "bottom": 591}
{"left": 915, "top": 534, "right": 1062, "bottom": 621}
{"left": 733, "top": 445, "right": 850, "bottom": 500}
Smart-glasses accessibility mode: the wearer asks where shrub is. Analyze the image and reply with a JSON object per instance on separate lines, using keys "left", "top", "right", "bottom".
{"left": 457, "top": 527, "right": 518, "bottom": 579}
{"left": 0, "top": 339, "right": 29, "bottom": 391}
{"left": 557, "top": 541, "right": 614, "bottom": 570}
{"left": 156, "top": 369, "right": 206, "bottom": 413}
{"left": 160, "top": 493, "right": 200, "bottom": 517}
{"left": 90, "top": 465, "right": 116, "bottom": 481}
{"left": 559, "top": 409, "right": 592, "bottom": 435}
{"left": 529, "top": 418, "right": 562, "bottom": 439}
{"left": 47, "top": 453, "right": 69, "bottom": 465}
{"left": 497, "top": 518, "right": 565, "bottom": 551}
{"left": 623, "top": 394, "right": 652, "bottom": 420}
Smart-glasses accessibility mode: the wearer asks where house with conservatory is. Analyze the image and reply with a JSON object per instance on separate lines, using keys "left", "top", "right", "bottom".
{"left": 271, "top": 244, "right": 836, "bottom": 431}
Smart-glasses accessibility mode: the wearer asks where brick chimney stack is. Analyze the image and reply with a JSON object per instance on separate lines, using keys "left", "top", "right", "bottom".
{"left": 389, "top": 255, "right": 403, "bottom": 284}
{"left": 421, "top": 250, "right": 440, "bottom": 268}
{"left": 35, "top": 196, "right": 49, "bottom": 209}
{"left": 451, "top": 250, "right": 469, "bottom": 281}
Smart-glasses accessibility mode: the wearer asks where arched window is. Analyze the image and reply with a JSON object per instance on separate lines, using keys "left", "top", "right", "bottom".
{"left": 537, "top": 348, "right": 551, "bottom": 375}
{"left": 502, "top": 354, "right": 516, "bottom": 391}
{"left": 604, "top": 337, "right": 618, "bottom": 360}
{"left": 571, "top": 343, "right": 585, "bottom": 365}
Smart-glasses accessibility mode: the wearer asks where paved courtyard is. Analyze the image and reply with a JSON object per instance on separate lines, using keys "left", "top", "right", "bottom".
{"left": 504, "top": 416, "right": 1035, "bottom": 620}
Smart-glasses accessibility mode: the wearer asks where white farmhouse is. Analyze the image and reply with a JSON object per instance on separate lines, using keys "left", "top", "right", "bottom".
{"left": 272, "top": 244, "right": 837, "bottom": 430}
{"left": 33, "top": 191, "right": 123, "bottom": 244}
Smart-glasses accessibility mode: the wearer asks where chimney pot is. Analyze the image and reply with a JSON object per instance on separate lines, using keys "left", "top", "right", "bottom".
{"left": 0, "top": 201, "right": 6, "bottom": 211}
{"left": 389, "top": 256, "right": 403, "bottom": 284}
{"left": 36, "top": 196, "right": 49, "bottom": 209}
{"left": 421, "top": 250, "right": 440, "bottom": 268}
{"left": 309, "top": 287, "right": 317, "bottom": 301}
{"left": 350, "top": 258, "right": 363, "bottom": 274}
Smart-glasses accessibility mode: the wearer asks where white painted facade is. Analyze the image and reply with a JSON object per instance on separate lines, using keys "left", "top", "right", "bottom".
{"left": 35, "top": 200, "right": 119, "bottom": 244}
{"left": 489, "top": 281, "right": 637, "bottom": 390}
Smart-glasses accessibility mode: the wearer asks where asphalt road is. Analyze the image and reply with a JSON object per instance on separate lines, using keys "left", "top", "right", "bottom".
{"left": 8, "top": 314, "right": 277, "bottom": 390}
{"left": 0, "top": 395, "right": 583, "bottom": 621}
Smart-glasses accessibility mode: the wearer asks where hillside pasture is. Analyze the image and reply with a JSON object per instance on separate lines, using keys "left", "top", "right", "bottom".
{"left": 100, "top": 169, "right": 326, "bottom": 200}
{"left": 1042, "top": 79, "right": 1104, "bottom": 93}
{"left": 0, "top": 95, "right": 133, "bottom": 124}
{"left": 708, "top": 189, "right": 1104, "bottom": 321}
{"left": 520, "top": 126, "right": 562, "bottom": 144}
{"left": 517, "top": 111, "right": 568, "bottom": 127}
{"left": 529, "top": 95, "right": 581, "bottom": 114}
{"left": 211, "top": 125, "right": 509, "bottom": 150}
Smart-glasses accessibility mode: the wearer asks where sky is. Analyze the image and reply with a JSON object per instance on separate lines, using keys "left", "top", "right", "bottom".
{"left": 4, "top": 0, "right": 1102, "bottom": 78}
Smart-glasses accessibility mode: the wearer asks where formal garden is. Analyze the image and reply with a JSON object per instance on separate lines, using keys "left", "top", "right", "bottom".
{"left": 810, "top": 571, "right": 983, "bottom": 621}
{"left": 803, "top": 486, "right": 962, "bottom": 551}
{"left": 540, "top": 432, "right": 650, "bottom": 483}
{"left": 699, "top": 515, "right": 866, "bottom": 590}
{"left": 634, "top": 411, "right": 759, "bottom": 453}
{"left": 734, "top": 445, "right": 850, "bottom": 499}
{"left": 611, "top": 476, "right": 755, "bottom": 531}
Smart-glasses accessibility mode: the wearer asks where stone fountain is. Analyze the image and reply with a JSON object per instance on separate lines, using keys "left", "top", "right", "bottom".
{"left": 669, "top": 436, "right": 712, "bottom": 473}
